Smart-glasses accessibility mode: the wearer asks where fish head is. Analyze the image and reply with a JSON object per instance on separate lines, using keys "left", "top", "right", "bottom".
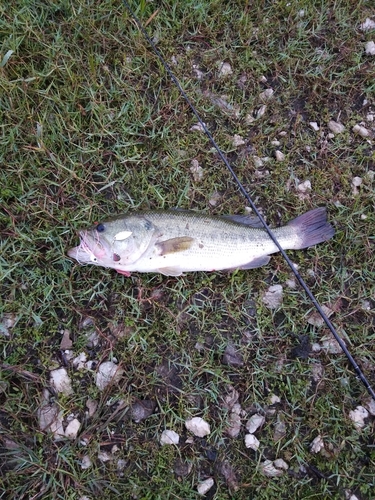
{"left": 67, "top": 215, "right": 156, "bottom": 269}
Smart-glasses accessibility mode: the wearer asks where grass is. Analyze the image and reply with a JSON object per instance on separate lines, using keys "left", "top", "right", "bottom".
{"left": 1, "top": 0, "right": 375, "bottom": 498}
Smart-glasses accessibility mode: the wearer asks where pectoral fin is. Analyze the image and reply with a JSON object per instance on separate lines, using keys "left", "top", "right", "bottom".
{"left": 156, "top": 236, "right": 195, "bottom": 256}
{"left": 116, "top": 269, "right": 131, "bottom": 276}
{"left": 221, "top": 214, "right": 264, "bottom": 228}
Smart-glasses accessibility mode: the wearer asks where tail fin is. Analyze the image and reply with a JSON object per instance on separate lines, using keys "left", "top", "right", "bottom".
{"left": 288, "top": 208, "right": 335, "bottom": 249}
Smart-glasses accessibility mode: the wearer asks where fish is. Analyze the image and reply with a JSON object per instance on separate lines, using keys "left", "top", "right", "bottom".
{"left": 67, "top": 207, "right": 335, "bottom": 277}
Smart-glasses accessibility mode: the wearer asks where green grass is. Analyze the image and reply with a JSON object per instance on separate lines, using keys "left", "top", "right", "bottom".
{"left": 1, "top": 0, "right": 375, "bottom": 498}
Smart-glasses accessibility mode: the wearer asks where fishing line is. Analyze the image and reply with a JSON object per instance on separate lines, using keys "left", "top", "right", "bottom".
{"left": 121, "top": 1, "right": 375, "bottom": 401}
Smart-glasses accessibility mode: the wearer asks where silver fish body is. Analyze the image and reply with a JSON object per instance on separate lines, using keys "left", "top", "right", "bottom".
{"left": 67, "top": 208, "right": 335, "bottom": 276}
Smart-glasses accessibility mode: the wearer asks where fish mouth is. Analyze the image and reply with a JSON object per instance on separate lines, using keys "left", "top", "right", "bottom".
{"left": 67, "top": 231, "right": 106, "bottom": 264}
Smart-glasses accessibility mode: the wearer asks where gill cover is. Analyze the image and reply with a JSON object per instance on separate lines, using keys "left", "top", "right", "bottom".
{"left": 91, "top": 215, "right": 158, "bottom": 267}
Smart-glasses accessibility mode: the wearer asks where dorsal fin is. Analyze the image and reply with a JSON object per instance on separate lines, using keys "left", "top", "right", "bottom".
{"left": 221, "top": 214, "right": 264, "bottom": 228}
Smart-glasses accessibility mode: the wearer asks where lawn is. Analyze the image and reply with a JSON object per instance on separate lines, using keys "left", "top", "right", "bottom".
{"left": 0, "top": 0, "right": 374, "bottom": 498}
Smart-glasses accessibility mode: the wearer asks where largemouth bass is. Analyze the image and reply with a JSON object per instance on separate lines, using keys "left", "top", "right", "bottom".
{"left": 67, "top": 208, "right": 334, "bottom": 276}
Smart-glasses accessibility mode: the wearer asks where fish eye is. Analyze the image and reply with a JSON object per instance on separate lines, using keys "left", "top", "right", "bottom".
{"left": 96, "top": 223, "right": 105, "bottom": 232}
{"left": 113, "top": 253, "right": 121, "bottom": 262}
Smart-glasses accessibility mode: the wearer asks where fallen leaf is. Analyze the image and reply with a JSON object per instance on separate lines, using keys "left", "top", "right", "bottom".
{"left": 131, "top": 399, "right": 156, "bottom": 422}
{"left": 64, "top": 418, "right": 81, "bottom": 439}
{"left": 310, "top": 435, "right": 325, "bottom": 453}
{"left": 261, "top": 459, "right": 284, "bottom": 477}
{"left": 246, "top": 413, "right": 265, "bottom": 433}
{"left": 222, "top": 386, "right": 239, "bottom": 410}
{"left": 273, "top": 419, "right": 286, "bottom": 441}
{"left": 222, "top": 343, "right": 244, "bottom": 366}
{"left": 327, "top": 120, "right": 345, "bottom": 134}
{"left": 197, "top": 477, "right": 214, "bottom": 495}
{"left": 86, "top": 398, "right": 98, "bottom": 417}
{"left": 95, "top": 361, "right": 124, "bottom": 390}
{"left": 226, "top": 404, "right": 242, "bottom": 438}
{"left": 349, "top": 406, "right": 369, "bottom": 429}
{"left": 60, "top": 329, "right": 73, "bottom": 350}
{"left": 174, "top": 459, "right": 193, "bottom": 477}
{"left": 190, "top": 159, "right": 204, "bottom": 182}
{"left": 38, "top": 389, "right": 65, "bottom": 440}
{"left": 218, "top": 460, "right": 239, "bottom": 492}
{"left": 218, "top": 61, "right": 232, "bottom": 76}
{"left": 160, "top": 429, "right": 180, "bottom": 445}
{"left": 262, "top": 285, "right": 283, "bottom": 309}
{"left": 81, "top": 455, "right": 92, "bottom": 470}
{"left": 261, "top": 458, "right": 288, "bottom": 477}
{"left": 321, "top": 335, "right": 345, "bottom": 354}
{"left": 50, "top": 367, "right": 73, "bottom": 396}
{"left": 185, "top": 417, "right": 210, "bottom": 437}
{"left": 245, "top": 433, "right": 260, "bottom": 451}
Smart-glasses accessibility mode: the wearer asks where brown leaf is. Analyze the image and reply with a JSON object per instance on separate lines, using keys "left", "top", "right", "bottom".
{"left": 131, "top": 399, "right": 156, "bottom": 423}
{"left": 60, "top": 329, "right": 73, "bottom": 350}
{"left": 218, "top": 460, "right": 239, "bottom": 492}
{"left": 222, "top": 343, "right": 244, "bottom": 367}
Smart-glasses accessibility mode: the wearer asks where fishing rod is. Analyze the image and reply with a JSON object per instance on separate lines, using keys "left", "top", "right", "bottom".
{"left": 121, "top": 1, "right": 375, "bottom": 401}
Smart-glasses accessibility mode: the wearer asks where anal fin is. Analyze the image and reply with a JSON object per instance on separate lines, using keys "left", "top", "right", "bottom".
{"left": 239, "top": 255, "right": 270, "bottom": 269}
{"left": 157, "top": 266, "right": 184, "bottom": 276}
